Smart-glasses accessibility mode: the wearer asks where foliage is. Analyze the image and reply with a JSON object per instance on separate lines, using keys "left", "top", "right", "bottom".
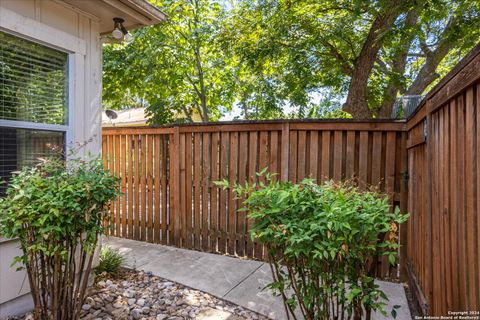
{"left": 224, "top": 0, "right": 480, "bottom": 118}
{"left": 217, "top": 174, "right": 409, "bottom": 319}
{"left": 103, "top": 0, "right": 237, "bottom": 124}
{"left": 103, "top": 0, "right": 480, "bottom": 120}
{"left": 95, "top": 246, "right": 124, "bottom": 275}
{"left": 0, "top": 155, "right": 120, "bottom": 320}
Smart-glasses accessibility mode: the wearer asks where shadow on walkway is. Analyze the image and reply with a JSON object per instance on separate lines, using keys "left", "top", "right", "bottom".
{"left": 104, "top": 237, "right": 411, "bottom": 320}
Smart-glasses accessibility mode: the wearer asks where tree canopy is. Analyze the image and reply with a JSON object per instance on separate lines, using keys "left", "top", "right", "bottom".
{"left": 103, "top": 0, "right": 236, "bottom": 123}
{"left": 102, "top": 0, "right": 480, "bottom": 123}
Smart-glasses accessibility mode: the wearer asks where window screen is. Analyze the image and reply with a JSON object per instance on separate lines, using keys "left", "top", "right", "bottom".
{"left": 0, "top": 31, "right": 68, "bottom": 125}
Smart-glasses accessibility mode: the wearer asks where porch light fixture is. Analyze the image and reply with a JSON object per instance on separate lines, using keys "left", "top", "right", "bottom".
{"left": 112, "top": 17, "right": 133, "bottom": 43}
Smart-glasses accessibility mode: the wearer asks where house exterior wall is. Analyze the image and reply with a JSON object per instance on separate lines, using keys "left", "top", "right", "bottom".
{"left": 0, "top": 0, "right": 102, "bottom": 317}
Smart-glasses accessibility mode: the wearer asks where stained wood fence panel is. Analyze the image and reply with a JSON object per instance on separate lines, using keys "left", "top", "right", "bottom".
{"left": 103, "top": 121, "right": 406, "bottom": 278}
{"left": 405, "top": 43, "right": 480, "bottom": 315}
{"left": 102, "top": 132, "right": 172, "bottom": 244}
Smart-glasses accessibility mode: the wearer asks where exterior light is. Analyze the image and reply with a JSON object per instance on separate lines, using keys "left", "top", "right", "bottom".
{"left": 112, "top": 17, "right": 133, "bottom": 43}
{"left": 124, "top": 32, "right": 134, "bottom": 44}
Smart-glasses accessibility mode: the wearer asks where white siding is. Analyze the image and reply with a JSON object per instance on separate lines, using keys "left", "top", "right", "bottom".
{"left": 0, "top": 0, "right": 103, "bottom": 313}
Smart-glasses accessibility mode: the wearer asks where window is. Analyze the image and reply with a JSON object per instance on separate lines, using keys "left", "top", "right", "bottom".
{"left": 0, "top": 31, "right": 69, "bottom": 195}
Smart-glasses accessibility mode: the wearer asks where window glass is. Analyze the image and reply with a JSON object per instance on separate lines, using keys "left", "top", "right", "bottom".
{"left": 0, "top": 128, "right": 64, "bottom": 196}
{"left": 0, "top": 31, "right": 68, "bottom": 125}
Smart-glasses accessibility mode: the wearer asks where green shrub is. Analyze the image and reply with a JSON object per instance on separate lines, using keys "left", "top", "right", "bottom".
{"left": 218, "top": 173, "right": 408, "bottom": 320}
{"left": 96, "top": 246, "right": 124, "bottom": 275}
{"left": 0, "top": 155, "right": 120, "bottom": 320}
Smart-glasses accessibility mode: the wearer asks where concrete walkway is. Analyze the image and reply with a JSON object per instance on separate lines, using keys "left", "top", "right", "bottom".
{"left": 104, "top": 237, "right": 411, "bottom": 320}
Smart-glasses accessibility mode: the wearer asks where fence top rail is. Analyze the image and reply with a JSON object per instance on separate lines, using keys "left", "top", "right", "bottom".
{"left": 102, "top": 119, "right": 406, "bottom": 134}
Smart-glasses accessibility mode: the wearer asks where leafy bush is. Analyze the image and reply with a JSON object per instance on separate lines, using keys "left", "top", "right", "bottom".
{"left": 0, "top": 156, "right": 120, "bottom": 320}
{"left": 219, "top": 174, "right": 408, "bottom": 320}
{"left": 96, "top": 246, "right": 124, "bottom": 275}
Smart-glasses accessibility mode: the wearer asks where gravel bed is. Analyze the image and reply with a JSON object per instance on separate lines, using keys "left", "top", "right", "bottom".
{"left": 10, "top": 268, "right": 269, "bottom": 320}
{"left": 80, "top": 268, "right": 268, "bottom": 320}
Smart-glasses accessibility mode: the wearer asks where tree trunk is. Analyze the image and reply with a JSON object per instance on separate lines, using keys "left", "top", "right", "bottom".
{"left": 343, "top": 71, "right": 373, "bottom": 118}
{"left": 405, "top": 16, "right": 458, "bottom": 96}
{"left": 376, "top": 9, "right": 420, "bottom": 118}
{"left": 343, "top": 0, "right": 404, "bottom": 119}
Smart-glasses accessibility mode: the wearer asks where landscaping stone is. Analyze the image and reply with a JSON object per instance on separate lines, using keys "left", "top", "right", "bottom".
{"left": 76, "top": 269, "right": 267, "bottom": 320}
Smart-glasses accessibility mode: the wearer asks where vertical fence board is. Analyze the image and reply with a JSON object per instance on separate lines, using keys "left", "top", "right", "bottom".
{"left": 320, "top": 131, "right": 331, "bottom": 182}
{"left": 218, "top": 132, "right": 229, "bottom": 254}
{"left": 358, "top": 132, "right": 368, "bottom": 188}
{"left": 179, "top": 134, "right": 186, "bottom": 247}
{"left": 333, "top": 131, "right": 342, "bottom": 180}
{"left": 228, "top": 132, "right": 238, "bottom": 255}
{"left": 210, "top": 132, "right": 219, "bottom": 253}
{"left": 345, "top": 131, "right": 355, "bottom": 179}
{"left": 465, "top": 88, "right": 477, "bottom": 309}
{"left": 146, "top": 135, "right": 154, "bottom": 243}
{"left": 269, "top": 131, "right": 279, "bottom": 177}
{"left": 119, "top": 135, "right": 126, "bottom": 238}
{"left": 289, "top": 130, "right": 298, "bottom": 182}
{"left": 237, "top": 132, "right": 248, "bottom": 256}
{"left": 127, "top": 135, "right": 133, "bottom": 239}
{"left": 140, "top": 135, "right": 147, "bottom": 241}
{"left": 443, "top": 107, "right": 450, "bottom": 313}
{"left": 281, "top": 124, "right": 289, "bottom": 181}
{"left": 476, "top": 84, "right": 480, "bottom": 309}
{"left": 153, "top": 135, "right": 162, "bottom": 243}
{"left": 308, "top": 131, "right": 318, "bottom": 180}
{"left": 161, "top": 136, "right": 168, "bottom": 244}
{"left": 247, "top": 132, "right": 258, "bottom": 257}
{"left": 193, "top": 133, "right": 202, "bottom": 250}
{"left": 457, "top": 95, "right": 468, "bottom": 312}
{"left": 449, "top": 99, "right": 459, "bottom": 310}
{"left": 371, "top": 132, "right": 382, "bottom": 187}
{"left": 297, "top": 131, "right": 306, "bottom": 181}
{"left": 106, "top": 136, "right": 115, "bottom": 235}
{"left": 133, "top": 135, "right": 140, "bottom": 240}
{"left": 202, "top": 133, "right": 210, "bottom": 252}
{"left": 185, "top": 134, "right": 193, "bottom": 248}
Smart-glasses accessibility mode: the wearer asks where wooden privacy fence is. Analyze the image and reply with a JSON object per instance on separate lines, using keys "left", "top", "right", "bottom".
{"left": 102, "top": 120, "right": 407, "bottom": 278}
{"left": 406, "top": 44, "right": 480, "bottom": 315}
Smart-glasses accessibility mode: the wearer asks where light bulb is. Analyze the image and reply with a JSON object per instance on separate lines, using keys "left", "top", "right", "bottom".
{"left": 124, "top": 33, "right": 134, "bottom": 44}
{"left": 112, "top": 28, "right": 124, "bottom": 40}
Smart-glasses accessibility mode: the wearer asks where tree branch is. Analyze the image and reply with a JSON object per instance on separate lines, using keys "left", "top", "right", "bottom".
{"left": 377, "top": 8, "right": 420, "bottom": 118}
{"left": 406, "top": 14, "right": 460, "bottom": 95}
{"left": 321, "top": 39, "right": 354, "bottom": 75}
{"left": 343, "top": 0, "right": 406, "bottom": 118}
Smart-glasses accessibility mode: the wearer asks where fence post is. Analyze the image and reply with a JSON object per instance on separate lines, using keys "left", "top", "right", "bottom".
{"left": 281, "top": 122, "right": 290, "bottom": 181}
{"left": 399, "top": 130, "right": 409, "bottom": 281}
{"left": 170, "top": 126, "right": 181, "bottom": 246}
